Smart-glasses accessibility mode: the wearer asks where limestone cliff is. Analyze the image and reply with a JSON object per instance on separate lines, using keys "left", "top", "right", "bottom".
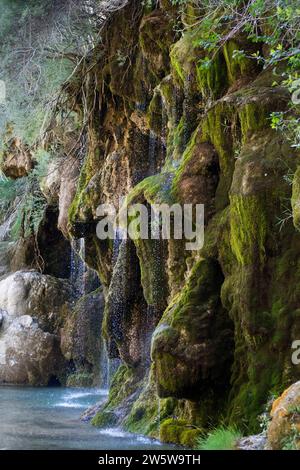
{"left": 56, "top": 0, "right": 300, "bottom": 446}
{"left": 1, "top": 0, "right": 300, "bottom": 449}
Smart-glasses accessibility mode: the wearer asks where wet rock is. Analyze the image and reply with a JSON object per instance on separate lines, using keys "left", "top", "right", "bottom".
{"left": 0, "top": 315, "right": 65, "bottom": 386}
{"left": 0, "top": 270, "right": 72, "bottom": 329}
{"left": 2, "top": 137, "right": 33, "bottom": 179}
{"left": 0, "top": 270, "right": 71, "bottom": 385}
{"left": 61, "top": 287, "right": 104, "bottom": 385}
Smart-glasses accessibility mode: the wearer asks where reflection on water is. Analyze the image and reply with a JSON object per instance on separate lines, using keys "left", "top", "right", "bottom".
{"left": 0, "top": 386, "right": 176, "bottom": 450}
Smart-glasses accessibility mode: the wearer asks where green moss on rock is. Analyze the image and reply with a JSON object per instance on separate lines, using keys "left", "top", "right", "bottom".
{"left": 160, "top": 418, "right": 202, "bottom": 448}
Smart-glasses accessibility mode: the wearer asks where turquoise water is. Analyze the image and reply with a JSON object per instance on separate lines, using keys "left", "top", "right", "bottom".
{"left": 0, "top": 387, "right": 175, "bottom": 450}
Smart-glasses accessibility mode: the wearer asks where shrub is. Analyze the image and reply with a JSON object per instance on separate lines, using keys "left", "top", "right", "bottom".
{"left": 197, "top": 426, "right": 242, "bottom": 450}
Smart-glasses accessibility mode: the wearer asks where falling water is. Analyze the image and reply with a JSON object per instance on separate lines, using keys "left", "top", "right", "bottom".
{"left": 100, "top": 339, "right": 121, "bottom": 389}
{"left": 70, "top": 238, "right": 86, "bottom": 298}
{"left": 183, "top": 74, "right": 193, "bottom": 148}
{"left": 112, "top": 226, "right": 126, "bottom": 266}
{"left": 99, "top": 339, "right": 109, "bottom": 389}
{"left": 0, "top": 210, "right": 15, "bottom": 242}
{"left": 148, "top": 130, "right": 157, "bottom": 176}
{"left": 143, "top": 305, "right": 156, "bottom": 368}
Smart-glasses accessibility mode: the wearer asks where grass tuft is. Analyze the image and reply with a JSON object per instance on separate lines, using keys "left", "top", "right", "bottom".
{"left": 197, "top": 426, "right": 242, "bottom": 451}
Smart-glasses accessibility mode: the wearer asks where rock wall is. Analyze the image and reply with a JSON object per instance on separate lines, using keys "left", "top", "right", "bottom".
{"left": 62, "top": 0, "right": 300, "bottom": 446}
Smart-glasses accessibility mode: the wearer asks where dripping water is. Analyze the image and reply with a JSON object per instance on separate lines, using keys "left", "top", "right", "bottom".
{"left": 70, "top": 238, "right": 86, "bottom": 298}
{"left": 100, "top": 339, "right": 121, "bottom": 389}
{"left": 148, "top": 130, "right": 157, "bottom": 176}
{"left": 112, "top": 226, "right": 126, "bottom": 266}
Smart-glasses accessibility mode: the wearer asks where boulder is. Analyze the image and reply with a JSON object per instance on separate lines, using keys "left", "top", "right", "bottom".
{"left": 0, "top": 270, "right": 71, "bottom": 330}
{"left": 267, "top": 381, "right": 300, "bottom": 450}
{"left": 0, "top": 314, "right": 64, "bottom": 386}
{"left": 2, "top": 137, "right": 33, "bottom": 179}
{"left": 0, "top": 270, "right": 71, "bottom": 385}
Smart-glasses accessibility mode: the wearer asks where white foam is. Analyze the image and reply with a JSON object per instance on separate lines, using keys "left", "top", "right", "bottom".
{"left": 98, "top": 428, "right": 129, "bottom": 438}
{"left": 64, "top": 389, "right": 108, "bottom": 400}
{"left": 54, "top": 402, "right": 87, "bottom": 409}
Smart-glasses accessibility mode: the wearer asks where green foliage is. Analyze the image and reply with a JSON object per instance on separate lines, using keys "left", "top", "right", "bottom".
{"left": 0, "top": 0, "right": 101, "bottom": 145}
{"left": 0, "top": 151, "right": 50, "bottom": 240}
{"left": 197, "top": 426, "right": 242, "bottom": 450}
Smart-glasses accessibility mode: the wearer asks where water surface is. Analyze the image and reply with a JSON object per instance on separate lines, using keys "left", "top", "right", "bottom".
{"left": 0, "top": 386, "right": 176, "bottom": 450}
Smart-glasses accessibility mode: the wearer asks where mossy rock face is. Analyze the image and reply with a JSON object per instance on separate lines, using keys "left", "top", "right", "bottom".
{"left": 139, "top": 10, "right": 176, "bottom": 80}
{"left": 66, "top": 372, "right": 94, "bottom": 388}
{"left": 160, "top": 418, "right": 202, "bottom": 448}
{"left": 60, "top": 288, "right": 104, "bottom": 384}
{"left": 92, "top": 364, "right": 143, "bottom": 429}
{"left": 103, "top": 239, "right": 153, "bottom": 367}
{"left": 124, "top": 373, "right": 177, "bottom": 437}
{"left": 152, "top": 258, "right": 234, "bottom": 399}
{"left": 92, "top": 410, "right": 118, "bottom": 428}
{"left": 222, "top": 39, "right": 260, "bottom": 86}
{"left": 60, "top": 0, "right": 300, "bottom": 445}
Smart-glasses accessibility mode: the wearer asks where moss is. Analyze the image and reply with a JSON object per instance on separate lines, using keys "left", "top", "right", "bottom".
{"left": 147, "top": 88, "right": 163, "bottom": 134}
{"left": 125, "top": 173, "right": 175, "bottom": 208}
{"left": 91, "top": 410, "right": 118, "bottom": 427}
{"left": 92, "top": 365, "right": 138, "bottom": 428}
{"left": 66, "top": 372, "right": 94, "bottom": 388}
{"left": 196, "top": 51, "right": 228, "bottom": 100}
{"left": 230, "top": 194, "right": 267, "bottom": 266}
{"left": 125, "top": 375, "right": 177, "bottom": 436}
{"left": 199, "top": 102, "right": 238, "bottom": 210}
{"left": 170, "top": 28, "right": 204, "bottom": 91}
{"left": 160, "top": 418, "right": 202, "bottom": 448}
{"left": 222, "top": 40, "right": 256, "bottom": 85}
{"left": 164, "top": 116, "right": 188, "bottom": 169}
{"left": 238, "top": 103, "right": 269, "bottom": 143}
{"left": 68, "top": 131, "right": 101, "bottom": 228}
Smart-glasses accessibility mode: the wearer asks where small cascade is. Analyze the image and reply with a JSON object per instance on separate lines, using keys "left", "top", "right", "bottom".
{"left": 183, "top": 74, "right": 193, "bottom": 148}
{"left": 99, "top": 339, "right": 109, "bottom": 389}
{"left": 0, "top": 210, "right": 15, "bottom": 242}
{"left": 112, "top": 226, "right": 127, "bottom": 265}
{"left": 135, "top": 56, "right": 148, "bottom": 112}
{"left": 143, "top": 305, "right": 156, "bottom": 368}
{"left": 148, "top": 130, "right": 157, "bottom": 176}
{"left": 172, "top": 86, "right": 181, "bottom": 127}
{"left": 100, "top": 338, "right": 121, "bottom": 389}
{"left": 70, "top": 237, "right": 86, "bottom": 298}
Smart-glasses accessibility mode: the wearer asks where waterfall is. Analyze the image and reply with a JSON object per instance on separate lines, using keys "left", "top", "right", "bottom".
{"left": 0, "top": 210, "right": 15, "bottom": 242}
{"left": 183, "top": 74, "right": 193, "bottom": 148}
{"left": 100, "top": 339, "right": 121, "bottom": 389}
{"left": 70, "top": 238, "right": 86, "bottom": 298}
{"left": 148, "top": 130, "right": 157, "bottom": 176}
{"left": 100, "top": 339, "right": 109, "bottom": 389}
{"left": 112, "top": 226, "right": 126, "bottom": 266}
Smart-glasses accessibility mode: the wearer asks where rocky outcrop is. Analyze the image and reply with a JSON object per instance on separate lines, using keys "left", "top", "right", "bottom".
{"left": 267, "top": 382, "right": 300, "bottom": 450}
{"left": 0, "top": 313, "right": 64, "bottom": 386}
{"left": 61, "top": 287, "right": 104, "bottom": 387}
{"left": 58, "top": 0, "right": 300, "bottom": 447}
{"left": 2, "top": 137, "right": 33, "bottom": 179}
{"left": 0, "top": 271, "right": 70, "bottom": 385}
{"left": 0, "top": 269, "right": 104, "bottom": 386}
